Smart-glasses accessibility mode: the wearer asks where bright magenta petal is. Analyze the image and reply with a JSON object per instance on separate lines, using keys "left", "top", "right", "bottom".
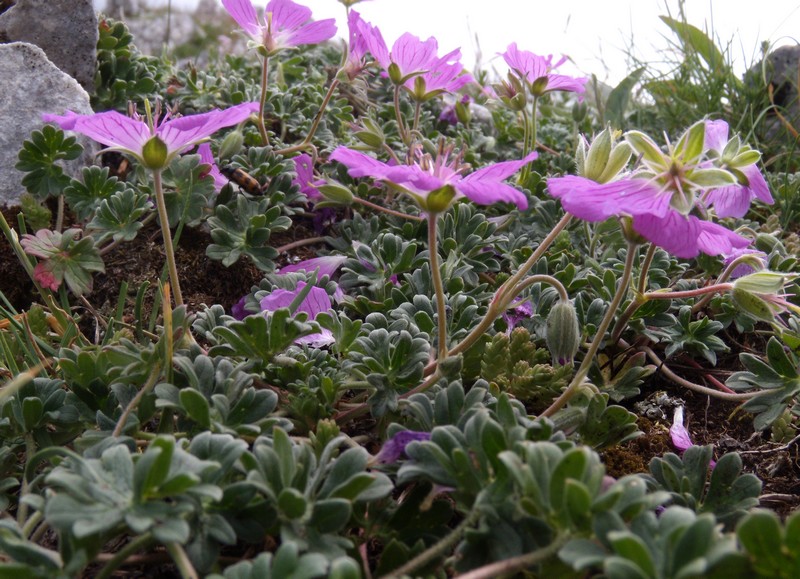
{"left": 157, "top": 102, "right": 258, "bottom": 153}
{"left": 222, "top": 0, "right": 261, "bottom": 38}
{"left": 330, "top": 147, "right": 393, "bottom": 179}
{"left": 391, "top": 33, "right": 438, "bottom": 78}
{"left": 72, "top": 111, "right": 151, "bottom": 154}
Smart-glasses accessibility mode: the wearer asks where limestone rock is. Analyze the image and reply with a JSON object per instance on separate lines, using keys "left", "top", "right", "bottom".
{"left": 0, "top": 42, "right": 97, "bottom": 207}
{"left": 0, "top": 0, "right": 98, "bottom": 92}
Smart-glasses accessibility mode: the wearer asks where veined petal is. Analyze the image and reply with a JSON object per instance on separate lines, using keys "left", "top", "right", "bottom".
{"left": 543, "top": 74, "right": 587, "bottom": 94}
{"left": 267, "top": 0, "right": 312, "bottom": 31}
{"left": 704, "top": 185, "right": 752, "bottom": 218}
{"left": 42, "top": 110, "right": 82, "bottom": 130}
{"left": 704, "top": 119, "right": 729, "bottom": 152}
{"left": 72, "top": 111, "right": 151, "bottom": 154}
{"left": 391, "top": 33, "right": 437, "bottom": 77}
{"left": 464, "top": 151, "right": 538, "bottom": 183}
{"left": 384, "top": 165, "right": 447, "bottom": 196}
{"left": 222, "top": 0, "right": 261, "bottom": 38}
{"left": 278, "top": 255, "right": 347, "bottom": 278}
{"left": 156, "top": 102, "right": 258, "bottom": 153}
{"left": 741, "top": 164, "right": 773, "bottom": 204}
{"left": 457, "top": 180, "right": 528, "bottom": 210}
{"left": 197, "top": 143, "right": 227, "bottom": 191}
{"left": 633, "top": 212, "right": 749, "bottom": 258}
{"left": 279, "top": 18, "right": 337, "bottom": 47}
{"left": 330, "top": 147, "right": 393, "bottom": 179}
{"left": 546, "top": 175, "right": 668, "bottom": 221}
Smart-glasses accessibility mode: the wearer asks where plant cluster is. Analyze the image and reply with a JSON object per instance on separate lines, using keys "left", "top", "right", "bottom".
{"left": 2, "top": 0, "right": 800, "bottom": 576}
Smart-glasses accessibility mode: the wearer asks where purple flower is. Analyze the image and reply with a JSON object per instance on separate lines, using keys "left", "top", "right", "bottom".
{"left": 502, "top": 43, "right": 587, "bottom": 97}
{"left": 374, "top": 430, "right": 431, "bottom": 463}
{"left": 43, "top": 102, "right": 259, "bottom": 171}
{"left": 502, "top": 298, "right": 533, "bottom": 331}
{"left": 701, "top": 120, "right": 773, "bottom": 218}
{"left": 231, "top": 295, "right": 250, "bottom": 320}
{"left": 331, "top": 145, "right": 535, "bottom": 213}
{"left": 723, "top": 248, "right": 767, "bottom": 279}
{"left": 292, "top": 153, "right": 325, "bottom": 201}
{"left": 669, "top": 405, "right": 693, "bottom": 452}
{"left": 197, "top": 143, "right": 227, "bottom": 191}
{"left": 366, "top": 31, "right": 438, "bottom": 84}
{"left": 222, "top": 0, "right": 336, "bottom": 54}
{"left": 259, "top": 281, "right": 334, "bottom": 347}
{"left": 405, "top": 48, "right": 474, "bottom": 101}
{"left": 546, "top": 175, "right": 750, "bottom": 258}
{"left": 279, "top": 255, "right": 347, "bottom": 301}
{"left": 342, "top": 10, "right": 375, "bottom": 80}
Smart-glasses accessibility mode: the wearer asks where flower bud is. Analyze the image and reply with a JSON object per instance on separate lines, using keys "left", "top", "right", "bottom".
{"left": 546, "top": 299, "right": 581, "bottom": 366}
{"left": 733, "top": 271, "right": 789, "bottom": 294}
{"left": 582, "top": 128, "right": 612, "bottom": 182}
{"left": 218, "top": 130, "right": 244, "bottom": 160}
{"left": 424, "top": 184, "right": 457, "bottom": 213}
{"left": 141, "top": 136, "right": 168, "bottom": 170}
{"left": 731, "top": 287, "right": 775, "bottom": 323}
{"left": 317, "top": 179, "right": 354, "bottom": 205}
{"left": 352, "top": 118, "right": 385, "bottom": 150}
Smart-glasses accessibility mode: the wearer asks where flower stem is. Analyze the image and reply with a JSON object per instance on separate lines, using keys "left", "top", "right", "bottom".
{"left": 274, "top": 79, "right": 340, "bottom": 156}
{"left": 165, "top": 542, "right": 199, "bottom": 579}
{"left": 428, "top": 213, "right": 448, "bottom": 362}
{"left": 644, "top": 284, "right": 733, "bottom": 300}
{"left": 541, "top": 241, "right": 638, "bottom": 418}
{"left": 258, "top": 55, "right": 271, "bottom": 146}
{"left": 636, "top": 243, "right": 657, "bottom": 295}
{"left": 353, "top": 196, "right": 424, "bottom": 221}
{"left": 692, "top": 254, "right": 754, "bottom": 314}
{"left": 455, "top": 533, "right": 568, "bottom": 579}
{"left": 113, "top": 364, "right": 162, "bottom": 437}
{"left": 152, "top": 169, "right": 183, "bottom": 307}
{"left": 422, "top": 212, "right": 572, "bottom": 376}
{"left": 95, "top": 534, "right": 155, "bottom": 579}
{"left": 393, "top": 85, "right": 409, "bottom": 144}
{"left": 381, "top": 508, "right": 481, "bottom": 578}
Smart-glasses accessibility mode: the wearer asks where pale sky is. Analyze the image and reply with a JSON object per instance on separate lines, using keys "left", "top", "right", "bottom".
{"left": 96, "top": 0, "right": 800, "bottom": 85}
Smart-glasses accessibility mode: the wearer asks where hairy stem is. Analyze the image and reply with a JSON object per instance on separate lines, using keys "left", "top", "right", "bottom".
{"left": 428, "top": 213, "right": 448, "bottom": 362}
{"left": 166, "top": 542, "right": 199, "bottom": 579}
{"left": 113, "top": 364, "right": 162, "bottom": 437}
{"left": 152, "top": 169, "right": 183, "bottom": 307}
{"left": 381, "top": 508, "right": 481, "bottom": 579}
{"left": 456, "top": 533, "right": 568, "bottom": 579}
{"left": 353, "top": 196, "right": 424, "bottom": 221}
{"left": 95, "top": 534, "right": 155, "bottom": 579}
{"left": 257, "top": 55, "right": 271, "bottom": 145}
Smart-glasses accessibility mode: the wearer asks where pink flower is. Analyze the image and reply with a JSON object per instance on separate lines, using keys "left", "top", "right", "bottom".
{"left": 279, "top": 255, "right": 347, "bottom": 301}
{"left": 701, "top": 120, "right": 773, "bottom": 218}
{"left": 331, "top": 145, "right": 535, "bottom": 213}
{"left": 374, "top": 430, "right": 431, "bottom": 463}
{"left": 197, "top": 143, "right": 227, "bottom": 191}
{"left": 43, "top": 102, "right": 259, "bottom": 171}
{"left": 406, "top": 48, "right": 474, "bottom": 100}
{"left": 669, "top": 406, "right": 694, "bottom": 452}
{"left": 502, "top": 43, "right": 587, "bottom": 96}
{"left": 222, "top": 0, "right": 336, "bottom": 54}
{"left": 342, "top": 10, "right": 375, "bottom": 80}
{"left": 546, "top": 175, "right": 750, "bottom": 258}
{"left": 292, "top": 153, "right": 324, "bottom": 201}
{"left": 723, "top": 248, "right": 767, "bottom": 279}
{"left": 366, "top": 31, "right": 438, "bottom": 83}
{"left": 259, "top": 281, "right": 335, "bottom": 347}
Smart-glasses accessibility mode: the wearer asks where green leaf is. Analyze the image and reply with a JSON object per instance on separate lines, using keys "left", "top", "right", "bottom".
{"left": 309, "top": 498, "right": 351, "bottom": 533}
{"left": 605, "top": 68, "right": 645, "bottom": 128}
{"left": 277, "top": 488, "right": 308, "bottom": 520}
{"left": 179, "top": 388, "right": 211, "bottom": 429}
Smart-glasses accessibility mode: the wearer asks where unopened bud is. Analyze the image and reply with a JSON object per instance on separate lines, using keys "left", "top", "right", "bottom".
{"left": 733, "top": 271, "right": 789, "bottom": 294}
{"left": 218, "top": 130, "right": 244, "bottom": 160}
{"left": 583, "top": 128, "right": 612, "bottom": 181}
{"left": 141, "top": 136, "right": 168, "bottom": 170}
{"left": 731, "top": 287, "right": 775, "bottom": 323}
{"left": 546, "top": 299, "right": 581, "bottom": 366}
{"left": 318, "top": 179, "right": 354, "bottom": 205}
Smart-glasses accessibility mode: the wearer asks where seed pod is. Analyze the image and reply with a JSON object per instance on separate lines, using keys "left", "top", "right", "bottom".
{"left": 546, "top": 299, "right": 581, "bottom": 366}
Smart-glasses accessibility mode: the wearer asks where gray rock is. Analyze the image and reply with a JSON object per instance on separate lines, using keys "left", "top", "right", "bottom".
{"left": 747, "top": 44, "right": 800, "bottom": 139}
{"left": 0, "top": 0, "right": 98, "bottom": 92}
{"left": 0, "top": 42, "right": 97, "bottom": 207}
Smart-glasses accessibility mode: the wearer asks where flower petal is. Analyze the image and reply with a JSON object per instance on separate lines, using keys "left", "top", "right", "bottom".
{"left": 157, "top": 102, "right": 258, "bottom": 153}
{"left": 330, "top": 147, "right": 393, "bottom": 179}
{"left": 222, "top": 0, "right": 262, "bottom": 38}
{"left": 70, "top": 111, "right": 151, "bottom": 155}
